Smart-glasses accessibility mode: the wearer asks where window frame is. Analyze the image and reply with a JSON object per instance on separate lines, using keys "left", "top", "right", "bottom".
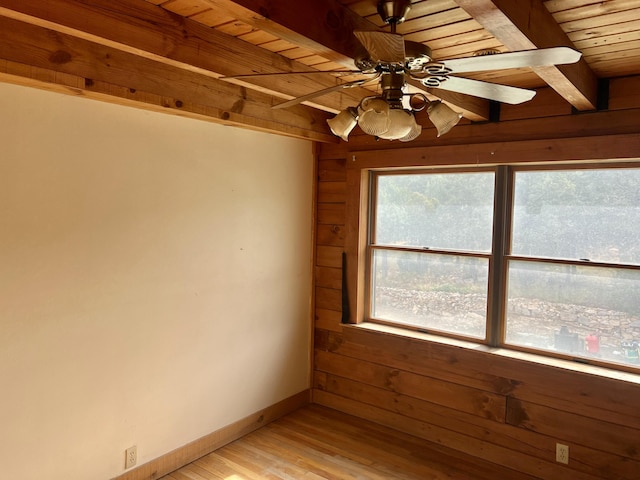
{"left": 345, "top": 155, "right": 640, "bottom": 374}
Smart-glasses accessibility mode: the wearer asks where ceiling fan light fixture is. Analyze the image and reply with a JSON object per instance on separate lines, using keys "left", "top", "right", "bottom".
{"left": 358, "top": 97, "right": 391, "bottom": 136}
{"left": 408, "top": 93, "right": 428, "bottom": 111}
{"left": 326, "top": 96, "right": 463, "bottom": 142}
{"left": 327, "top": 107, "right": 359, "bottom": 142}
{"left": 427, "top": 100, "right": 463, "bottom": 137}
{"left": 399, "top": 119, "right": 422, "bottom": 142}
{"left": 377, "top": 108, "right": 415, "bottom": 140}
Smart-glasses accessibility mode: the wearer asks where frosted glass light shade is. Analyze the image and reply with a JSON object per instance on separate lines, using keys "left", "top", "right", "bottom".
{"left": 358, "top": 97, "right": 390, "bottom": 136}
{"left": 327, "top": 107, "right": 358, "bottom": 141}
{"left": 377, "top": 109, "right": 415, "bottom": 140}
{"left": 427, "top": 100, "right": 463, "bottom": 137}
{"left": 399, "top": 119, "right": 422, "bottom": 142}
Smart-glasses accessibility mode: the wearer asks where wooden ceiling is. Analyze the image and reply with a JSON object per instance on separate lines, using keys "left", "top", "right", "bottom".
{"left": 0, "top": 0, "right": 638, "bottom": 142}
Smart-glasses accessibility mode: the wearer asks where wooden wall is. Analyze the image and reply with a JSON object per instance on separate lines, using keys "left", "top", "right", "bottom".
{"left": 312, "top": 77, "right": 640, "bottom": 480}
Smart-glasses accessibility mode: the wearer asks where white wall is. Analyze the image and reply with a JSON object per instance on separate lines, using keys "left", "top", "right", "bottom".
{"left": 0, "top": 82, "right": 313, "bottom": 479}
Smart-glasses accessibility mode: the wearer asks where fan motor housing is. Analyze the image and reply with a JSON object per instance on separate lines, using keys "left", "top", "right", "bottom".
{"left": 377, "top": 0, "right": 412, "bottom": 25}
{"left": 381, "top": 71, "right": 405, "bottom": 104}
{"left": 354, "top": 40, "right": 431, "bottom": 72}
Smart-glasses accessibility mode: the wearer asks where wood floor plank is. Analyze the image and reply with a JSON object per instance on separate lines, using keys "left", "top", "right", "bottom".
{"left": 221, "top": 440, "right": 326, "bottom": 480}
{"left": 266, "top": 415, "right": 458, "bottom": 479}
{"left": 262, "top": 425, "right": 458, "bottom": 480}
{"left": 161, "top": 405, "right": 535, "bottom": 480}
{"left": 245, "top": 427, "right": 395, "bottom": 480}
{"left": 280, "top": 407, "right": 507, "bottom": 480}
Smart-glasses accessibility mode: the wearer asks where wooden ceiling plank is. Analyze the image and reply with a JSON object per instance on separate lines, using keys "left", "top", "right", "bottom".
{"left": 259, "top": 39, "right": 299, "bottom": 53}
{"left": 188, "top": 8, "right": 235, "bottom": 27}
{"left": 297, "top": 55, "right": 337, "bottom": 67}
{"left": 338, "top": 0, "right": 379, "bottom": 18}
{"left": 160, "top": 0, "right": 212, "bottom": 17}
{"left": 571, "top": 27, "right": 640, "bottom": 50}
{"left": 313, "top": 61, "right": 353, "bottom": 72}
{"left": 559, "top": 9, "right": 640, "bottom": 34}
{"left": 582, "top": 38, "right": 640, "bottom": 58}
{"left": 278, "top": 46, "right": 319, "bottom": 61}
{"left": 568, "top": 19, "right": 640, "bottom": 44}
{"left": 433, "top": 38, "right": 505, "bottom": 60}
{"left": 237, "top": 29, "right": 279, "bottom": 44}
{"left": 346, "top": 1, "right": 452, "bottom": 24}
{"left": 369, "top": 0, "right": 460, "bottom": 21}
{"left": 199, "top": 0, "right": 490, "bottom": 120}
{"left": 0, "top": 20, "right": 335, "bottom": 142}
{"left": 343, "top": 0, "right": 459, "bottom": 20}
{"left": 396, "top": 9, "right": 472, "bottom": 35}
{"left": 427, "top": 32, "right": 500, "bottom": 55}
{"left": 550, "top": 0, "right": 640, "bottom": 23}
{"left": 404, "top": 20, "right": 488, "bottom": 45}
{"left": 452, "top": 0, "right": 599, "bottom": 110}
{"left": 0, "top": 0, "right": 373, "bottom": 112}
{"left": 214, "top": 20, "right": 256, "bottom": 36}
{"left": 406, "top": 0, "right": 462, "bottom": 18}
{"left": 543, "top": 0, "right": 604, "bottom": 14}
{"left": 586, "top": 52, "right": 640, "bottom": 78}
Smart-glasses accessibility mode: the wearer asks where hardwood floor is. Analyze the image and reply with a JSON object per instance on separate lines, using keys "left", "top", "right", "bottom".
{"left": 161, "top": 404, "right": 538, "bottom": 480}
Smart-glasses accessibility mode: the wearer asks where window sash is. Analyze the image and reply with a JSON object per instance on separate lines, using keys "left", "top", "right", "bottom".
{"left": 368, "top": 246, "right": 491, "bottom": 340}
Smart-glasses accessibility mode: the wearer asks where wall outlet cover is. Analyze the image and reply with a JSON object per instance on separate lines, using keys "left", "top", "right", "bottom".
{"left": 556, "top": 443, "right": 569, "bottom": 464}
{"left": 125, "top": 445, "right": 137, "bottom": 469}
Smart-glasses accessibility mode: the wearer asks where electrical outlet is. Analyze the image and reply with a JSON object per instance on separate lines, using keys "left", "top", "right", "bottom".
{"left": 125, "top": 445, "right": 137, "bottom": 469}
{"left": 556, "top": 443, "right": 569, "bottom": 464}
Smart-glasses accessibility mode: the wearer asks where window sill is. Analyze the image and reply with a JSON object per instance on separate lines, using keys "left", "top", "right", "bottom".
{"left": 344, "top": 322, "right": 640, "bottom": 385}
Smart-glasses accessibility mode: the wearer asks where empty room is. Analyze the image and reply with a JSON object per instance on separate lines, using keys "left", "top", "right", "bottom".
{"left": 1, "top": 1, "right": 639, "bottom": 479}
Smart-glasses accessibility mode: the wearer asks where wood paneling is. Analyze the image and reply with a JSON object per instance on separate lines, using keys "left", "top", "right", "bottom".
{"left": 315, "top": 266, "right": 342, "bottom": 289}
{"left": 315, "top": 246, "right": 342, "bottom": 269}
{"left": 316, "top": 204, "right": 345, "bottom": 226}
{"left": 316, "top": 224, "right": 345, "bottom": 247}
{"left": 312, "top": 86, "right": 640, "bottom": 479}
{"left": 315, "top": 350, "right": 507, "bottom": 421}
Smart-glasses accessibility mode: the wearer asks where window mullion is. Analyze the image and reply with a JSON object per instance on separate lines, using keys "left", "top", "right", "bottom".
{"left": 487, "top": 165, "right": 512, "bottom": 347}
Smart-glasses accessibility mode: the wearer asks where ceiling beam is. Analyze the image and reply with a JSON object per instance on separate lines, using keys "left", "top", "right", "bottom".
{"left": 452, "top": 0, "right": 598, "bottom": 110}
{"left": 0, "top": 13, "right": 336, "bottom": 142}
{"left": 199, "top": 0, "right": 377, "bottom": 69}
{"left": 203, "top": 0, "right": 490, "bottom": 121}
{"left": 0, "top": 0, "right": 373, "bottom": 113}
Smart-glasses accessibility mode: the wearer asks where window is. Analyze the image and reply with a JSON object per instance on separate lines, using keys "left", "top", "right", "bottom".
{"left": 368, "top": 165, "right": 640, "bottom": 370}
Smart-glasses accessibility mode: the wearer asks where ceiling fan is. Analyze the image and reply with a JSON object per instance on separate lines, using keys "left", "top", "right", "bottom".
{"left": 224, "top": 0, "right": 582, "bottom": 142}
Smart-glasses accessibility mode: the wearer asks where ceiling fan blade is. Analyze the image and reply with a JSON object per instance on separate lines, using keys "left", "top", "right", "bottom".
{"left": 221, "top": 69, "right": 364, "bottom": 79}
{"left": 432, "top": 76, "right": 536, "bottom": 104}
{"left": 354, "top": 31, "right": 406, "bottom": 63}
{"left": 272, "top": 77, "right": 376, "bottom": 109}
{"left": 443, "top": 47, "right": 582, "bottom": 74}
